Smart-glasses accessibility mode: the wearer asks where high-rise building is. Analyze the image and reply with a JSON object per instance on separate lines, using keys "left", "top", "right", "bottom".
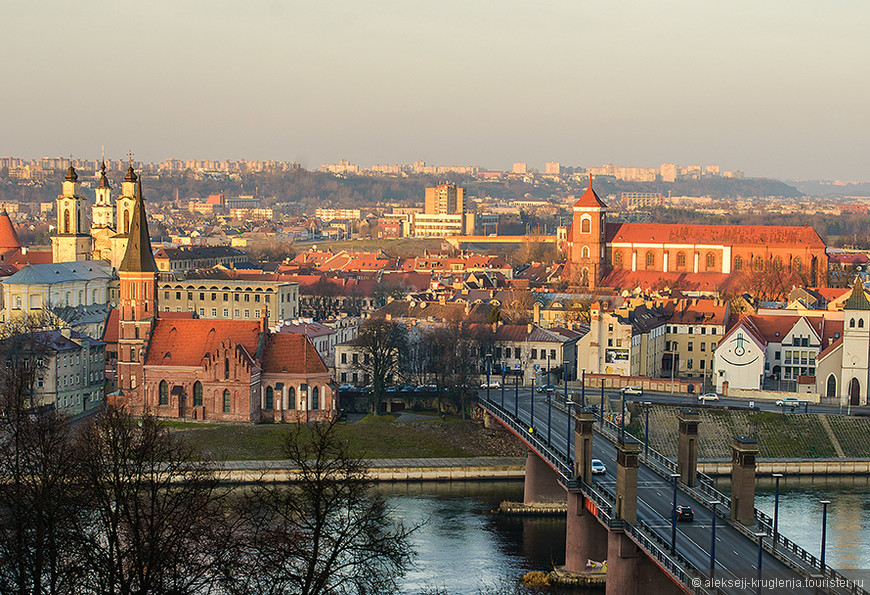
{"left": 545, "top": 161, "right": 561, "bottom": 175}
{"left": 424, "top": 183, "right": 465, "bottom": 215}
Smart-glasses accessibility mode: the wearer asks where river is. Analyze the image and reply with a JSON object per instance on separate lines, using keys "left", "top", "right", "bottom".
{"left": 381, "top": 476, "right": 870, "bottom": 594}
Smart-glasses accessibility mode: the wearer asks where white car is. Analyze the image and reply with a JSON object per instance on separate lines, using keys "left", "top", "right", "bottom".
{"left": 622, "top": 386, "right": 643, "bottom": 396}
{"left": 480, "top": 381, "right": 502, "bottom": 389}
{"left": 698, "top": 392, "right": 720, "bottom": 402}
{"left": 591, "top": 459, "right": 607, "bottom": 475}
{"left": 775, "top": 397, "right": 801, "bottom": 408}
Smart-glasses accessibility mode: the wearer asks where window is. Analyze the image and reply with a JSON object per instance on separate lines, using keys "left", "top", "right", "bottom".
{"left": 224, "top": 357, "right": 230, "bottom": 379}
{"left": 861, "top": 319, "right": 866, "bottom": 328}
{"left": 616, "top": 339, "right": 622, "bottom": 347}
{"left": 244, "top": 310, "right": 250, "bottom": 318}
{"left": 223, "top": 293, "right": 229, "bottom": 301}
{"left": 234, "top": 309, "right": 240, "bottom": 317}
{"left": 645, "top": 251, "right": 655, "bottom": 269}
{"left": 200, "top": 293, "right": 205, "bottom": 301}
{"left": 792, "top": 257, "right": 802, "bottom": 273}
{"left": 755, "top": 256, "right": 763, "bottom": 271}
{"left": 688, "top": 327, "right": 694, "bottom": 334}
{"left": 700, "top": 359, "right": 706, "bottom": 369}
{"left": 608, "top": 339, "right": 613, "bottom": 347}
{"left": 665, "top": 341, "right": 671, "bottom": 351}
{"left": 211, "top": 293, "right": 217, "bottom": 300}
{"left": 223, "top": 309, "right": 229, "bottom": 317}
{"left": 255, "top": 294, "right": 261, "bottom": 303}
{"left": 701, "top": 327, "right": 706, "bottom": 335}
{"left": 352, "top": 353, "right": 358, "bottom": 364}
{"left": 341, "top": 353, "right": 347, "bottom": 364}
{"left": 581, "top": 246, "right": 590, "bottom": 259}
{"left": 688, "top": 342, "right": 693, "bottom": 351}
{"left": 706, "top": 252, "right": 715, "bottom": 271}
{"left": 188, "top": 381, "right": 202, "bottom": 407}
{"left": 775, "top": 351, "right": 781, "bottom": 360}
{"left": 341, "top": 372, "right": 347, "bottom": 382}
{"left": 265, "top": 295, "right": 270, "bottom": 303}
{"left": 265, "top": 387, "right": 274, "bottom": 410}
{"left": 734, "top": 255, "right": 743, "bottom": 271}
{"left": 531, "top": 349, "right": 538, "bottom": 359}
{"left": 687, "top": 358, "right": 693, "bottom": 370}
{"left": 211, "top": 308, "right": 217, "bottom": 317}
{"left": 312, "top": 386, "right": 319, "bottom": 410}
{"left": 581, "top": 218, "right": 591, "bottom": 234}
{"left": 223, "top": 389, "right": 231, "bottom": 413}
{"left": 159, "top": 380, "right": 169, "bottom": 406}
{"left": 613, "top": 251, "right": 623, "bottom": 268}
{"left": 164, "top": 291, "right": 170, "bottom": 300}
{"left": 677, "top": 251, "right": 686, "bottom": 268}
{"left": 700, "top": 343, "right": 705, "bottom": 352}
{"left": 244, "top": 294, "right": 250, "bottom": 302}
{"left": 188, "top": 291, "right": 193, "bottom": 300}
{"left": 199, "top": 308, "right": 205, "bottom": 316}
{"left": 234, "top": 294, "right": 239, "bottom": 302}
{"left": 550, "top": 349, "right": 556, "bottom": 359}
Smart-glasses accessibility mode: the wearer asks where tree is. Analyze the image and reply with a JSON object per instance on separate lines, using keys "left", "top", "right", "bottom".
{"left": 222, "top": 420, "right": 416, "bottom": 595}
{"left": 76, "top": 407, "right": 231, "bottom": 595}
{"left": 499, "top": 290, "right": 535, "bottom": 324}
{"left": 0, "top": 324, "right": 84, "bottom": 595}
{"left": 350, "top": 319, "right": 408, "bottom": 414}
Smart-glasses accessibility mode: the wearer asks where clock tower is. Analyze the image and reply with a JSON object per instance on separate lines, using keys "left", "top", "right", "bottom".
{"left": 51, "top": 166, "right": 93, "bottom": 262}
{"left": 569, "top": 175, "right": 607, "bottom": 288}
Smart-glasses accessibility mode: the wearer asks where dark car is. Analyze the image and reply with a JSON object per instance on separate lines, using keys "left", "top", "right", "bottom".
{"left": 676, "top": 505, "right": 694, "bottom": 522}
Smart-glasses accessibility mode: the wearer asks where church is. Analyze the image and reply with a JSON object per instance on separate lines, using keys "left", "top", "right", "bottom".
{"left": 51, "top": 162, "right": 137, "bottom": 268}
{"left": 566, "top": 176, "right": 828, "bottom": 292}
{"left": 108, "top": 177, "right": 335, "bottom": 423}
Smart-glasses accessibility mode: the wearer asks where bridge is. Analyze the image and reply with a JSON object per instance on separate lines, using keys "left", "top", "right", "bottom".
{"left": 478, "top": 387, "right": 867, "bottom": 595}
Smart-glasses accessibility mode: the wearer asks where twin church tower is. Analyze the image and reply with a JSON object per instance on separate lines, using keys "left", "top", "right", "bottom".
{"left": 51, "top": 161, "right": 140, "bottom": 268}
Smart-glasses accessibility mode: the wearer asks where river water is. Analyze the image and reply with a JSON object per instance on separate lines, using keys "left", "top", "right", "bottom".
{"left": 381, "top": 476, "right": 870, "bottom": 595}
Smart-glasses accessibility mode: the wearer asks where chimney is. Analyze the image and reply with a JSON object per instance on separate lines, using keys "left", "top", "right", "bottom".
{"left": 527, "top": 323, "right": 533, "bottom": 335}
{"left": 261, "top": 305, "right": 269, "bottom": 334}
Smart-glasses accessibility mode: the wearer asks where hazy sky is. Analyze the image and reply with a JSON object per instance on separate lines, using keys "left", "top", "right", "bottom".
{"left": 2, "top": 1, "right": 868, "bottom": 180}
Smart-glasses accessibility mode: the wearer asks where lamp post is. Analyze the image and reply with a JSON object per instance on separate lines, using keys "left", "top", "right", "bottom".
{"left": 620, "top": 392, "right": 626, "bottom": 442}
{"left": 566, "top": 399, "right": 574, "bottom": 468}
{"left": 514, "top": 368, "right": 519, "bottom": 418}
{"left": 820, "top": 500, "right": 831, "bottom": 572}
{"left": 563, "top": 360, "right": 569, "bottom": 405}
{"left": 529, "top": 377, "right": 535, "bottom": 432}
{"left": 670, "top": 473, "right": 680, "bottom": 553}
{"left": 600, "top": 383, "right": 605, "bottom": 426}
{"left": 547, "top": 386, "right": 552, "bottom": 444}
{"left": 643, "top": 401, "right": 652, "bottom": 459}
{"left": 709, "top": 500, "right": 720, "bottom": 573}
{"left": 501, "top": 365, "right": 506, "bottom": 408}
{"left": 580, "top": 368, "right": 586, "bottom": 407}
{"left": 772, "top": 473, "right": 783, "bottom": 551}
{"left": 755, "top": 531, "right": 766, "bottom": 593}
{"left": 546, "top": 351, "right": 551, "bottom": 386}
{"left": 485, "top": 352, "right": 492, "bottom": 402}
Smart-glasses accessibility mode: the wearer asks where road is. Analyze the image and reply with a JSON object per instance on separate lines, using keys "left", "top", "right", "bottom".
{"left": 481, "top": 389, "right": 839, "bottom": 595}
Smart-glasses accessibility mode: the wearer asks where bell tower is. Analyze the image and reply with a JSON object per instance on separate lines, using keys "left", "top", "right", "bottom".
{"left": 52, "top": 165, "right": 93, "bottom": 262}
{"left": 92, "top": 160, "right": 114, "bottom": 229}
{"left": 110, "top": 164, "right": 138, "bottom": 269}
{"left": 569, "top": 174, "right": 607, "bottom": 288}
{"left": 116, "top": 177, "right": 159, "bottom": 409}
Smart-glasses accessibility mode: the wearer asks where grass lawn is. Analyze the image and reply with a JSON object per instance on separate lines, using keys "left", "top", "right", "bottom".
{"left": 173, "top": 413, "right": 489, "bottom": 461}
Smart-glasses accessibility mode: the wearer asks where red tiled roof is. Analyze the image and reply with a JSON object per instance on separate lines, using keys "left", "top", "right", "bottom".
{"left": 0, "top": 211, "right": 21, "bottom": 251}
{"left": 5, "top": 249, "right": 52, "bottom": 267}
{"left": 606, "top": 223, "right": 825, "bottom": 248}
{"left": 262, "top": 333, "right": 327, "bottom": 374}
{"left": 145, "top": 319, "right": 261, "bottom": 367}
{"left": 102, "top": 309, "right": 119, "bottom": 343}
{"left": 601, "top": 269, "right": 735, "bottom": 293}
{"left": 828, "top": 253, "right": 870, "bottom": 265}
{"left": 573, "top": 175, "right": 607, "bottom": 209}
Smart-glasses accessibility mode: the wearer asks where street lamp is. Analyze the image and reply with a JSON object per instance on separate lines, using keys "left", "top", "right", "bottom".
{"left": 514, "top": 368, "right": 519, "bottom": 418}
{"left": 620, "top": 393, "right": 626, "bottom": 441}
{"left": 563, "top": 360, "right": 569, "bottom": 405}
{"left": 820, "top": 500, "right": 831, "bottom": 572}
{"left": 643, "top": 401, "right": 652, "bottom": 459}
{"left": 547, "top": 384, "right": 552, "bottom": 444}
{"left": 670, "top": 473, "right": 680, "bottom": 553}
{"left": 600, "top": 383, "right": 605, "bottom": 426}
{"left": 755, "top": 531, "right": 766, "bottom": 593}
{"left": 501, "top": 365, "right": 506, "bottom": 408}
{"left": 566, "top": 399, "right": 574, "bottom": 469}
{"left": 485, "top": 352, "right": 492, "bottom": 402}
{"left": 546, "top": 350, "right": 551, "bottom": 386}
{"left": 580, "top": 368, "right": 586, "bottom": 407}
{"left": 772, "top": 473, "right": 783, "bottom": 551}
{"left": 709, "top": 500, "right": 720, "bottom": 573}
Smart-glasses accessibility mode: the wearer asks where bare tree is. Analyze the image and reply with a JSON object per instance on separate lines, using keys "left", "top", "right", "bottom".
{"left": 222, "top": 420, "right": 416, "bottom": 595}
{"left": 76, "top": 407, "right": 231, "bottom": 595}
{"left": 350, "top": 319, "right": 408, "bottom": 415}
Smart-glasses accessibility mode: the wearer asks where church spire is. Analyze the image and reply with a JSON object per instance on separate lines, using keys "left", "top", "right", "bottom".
{"left": 118, "top": 177, "right": 158, "bottom": 272}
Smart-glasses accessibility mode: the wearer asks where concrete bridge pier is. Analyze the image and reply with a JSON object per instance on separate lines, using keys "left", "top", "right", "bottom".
{"left": 731, "top": 436, "right": 758, "bottom": 525}
{"left": 606, "top": 528, "right": 683, "bottom": 595}
{"left": 522, "top": 450, "right": 564, "bottom": 504}
{"left": 565, "top": 492, "right": 609, "bottom": 572}
{"left": 483, "top": 410, "right": 496, "bottom": 429}
{"left": 615, "top": 438, "right": 640, "bottom": 524}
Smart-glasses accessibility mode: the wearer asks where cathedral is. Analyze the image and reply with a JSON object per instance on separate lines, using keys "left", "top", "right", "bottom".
{"left": 566, "top": 176, "right": 829, "bottom": 292}
{"left": 51, "top": 162, "right": 138, "bottom": 269}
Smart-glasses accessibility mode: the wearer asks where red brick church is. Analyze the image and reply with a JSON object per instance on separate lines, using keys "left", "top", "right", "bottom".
{"left": 109, "top": 177, "right": 334, "bottom": 422}
{"left": 566, "top": 175, "right": 828, "bottom": 293}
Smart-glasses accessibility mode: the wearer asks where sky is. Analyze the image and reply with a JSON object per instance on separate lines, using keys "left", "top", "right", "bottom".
{"left": 2, "top": 1, "right": 868, "bottom": 181}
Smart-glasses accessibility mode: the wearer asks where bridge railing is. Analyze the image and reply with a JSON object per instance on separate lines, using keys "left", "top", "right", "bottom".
{"left": 754, "top": 510, "right": 868, "bottom": 595}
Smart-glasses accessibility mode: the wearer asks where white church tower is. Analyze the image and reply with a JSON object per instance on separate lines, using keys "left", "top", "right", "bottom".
{"left": 841, "top": 280, "right": 870, "bottom": 407}
{"left": 52, "top": 165, "right": 93, "bottom": 262}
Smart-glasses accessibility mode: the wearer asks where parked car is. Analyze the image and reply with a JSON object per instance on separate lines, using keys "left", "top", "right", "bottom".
{"left": 698, "top": 392, "right": 720, "bottom": 402}
{"left": 480, "top": 380, "right": 502, "bottom": 389}
{"left": 676, "top": 505, "right": 694, "bottom": 522}
{"left": 591, "top": 459, "right": 607, "bottom": 475}
{"left": 536, "top": 384, "right": 556, "bottom": 393}
{"left": 622, "top": 386, "right": 643, "bottom": 396}
{"left": 775, "top": 397, "right": 801, "bottom": 408}
{"left": 385, "top": 386, "right": 399, "bottom": 393}
{"left": 338, "top": 383, "right": 354, "bottom": 392}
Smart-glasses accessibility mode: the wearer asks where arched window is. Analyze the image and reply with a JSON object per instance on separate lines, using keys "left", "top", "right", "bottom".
{"left": 792, "top": 256, "right": 802, "bottom": 273}
{"left": 288, "top": 386, "right": 296, "bottom": 408}
{"left": 827, "top": 375, "right": 837, "bottom": 399}
{"left": 312, "top": 386, "right": 319, "bottom": 410}
{"left": 676, "top": 251, "right": 686, "bottom": 269}
{"left": 754, "top": 256, "right": 764, "bottom": 271}
{"left": 224, "top": 357, "right": 230, "bottom": 379}
{"left": 580, "top": 218, "right": 591, "bottom": 234}
{"left": 63, "top": 209, "right": 71, "bottom": 234}
{"left": 734, "top": 255, "right": 743, "bottom": 271}
{"left": 223, "top": 389, "right": 231, "bottom": 413}
{"left": 581, "top": 245, "right": 590, "bottom": 258}
{"left": 159, "top": 380, "right": 168, "bottom": 406}
{"left": 772, "top": 256, "right": 783, "bottom": 271}
{"left": 860, "top": 319, "right": 865, "bottom": 328}
{"left": 265, "top": 386, "right": 274, "bottom": 410}
{"left": 706, "top": 252, "right": 715, "bottom": 271}
{"left": 580, "top": 268, "right": 589, "bottom": 286}
{"left": 613, "top": 251, "right": 623, "bottom": 268}
{"left": 193, "top": 381, "right": 203, "bottom": 407}
{"left": 645, "top": 251, "right": 655, "bottom": 270}
{"left": 124, "top": 210, "right": 130, "bottom": 234}
{"left": 850, "top": 318, "right": 856, "bottom": 328}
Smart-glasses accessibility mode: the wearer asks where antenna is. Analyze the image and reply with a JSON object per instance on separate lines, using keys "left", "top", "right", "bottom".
{"left": 101, "top": 145, "right": 105, "bottom": 165}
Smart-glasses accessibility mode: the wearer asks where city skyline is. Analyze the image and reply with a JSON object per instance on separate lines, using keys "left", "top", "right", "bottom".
{"left": 2, "top": 1, "right": 868, "bottom": 181}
